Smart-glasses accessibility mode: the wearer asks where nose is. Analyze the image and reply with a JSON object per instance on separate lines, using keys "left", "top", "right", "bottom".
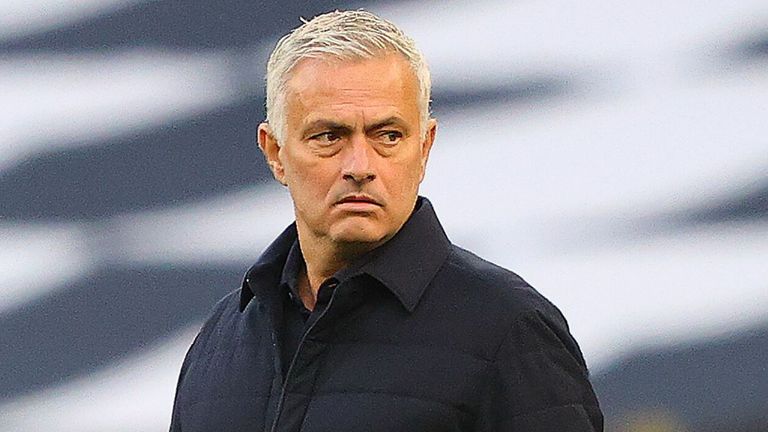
{"left": 342, "top": 134, "right": 376, "bottom": 184}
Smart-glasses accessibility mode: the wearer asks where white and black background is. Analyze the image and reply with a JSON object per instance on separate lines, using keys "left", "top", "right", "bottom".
{"left": 1, "top": 1, "right": 767, "bottom": 431}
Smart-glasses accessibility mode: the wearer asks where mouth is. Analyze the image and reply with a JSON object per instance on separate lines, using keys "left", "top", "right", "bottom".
{"left": 335, "top": 194, "right": 383, "bottom": 208}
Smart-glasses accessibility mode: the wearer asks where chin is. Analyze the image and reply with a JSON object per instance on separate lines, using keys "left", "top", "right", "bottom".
{"left": 332, "top": 231, "right": 385, "bottom": 246}
{"left": 330, "top": 222, "right": 390, "bottom": 247}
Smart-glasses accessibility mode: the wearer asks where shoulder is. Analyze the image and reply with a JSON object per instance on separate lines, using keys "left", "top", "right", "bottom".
{"left": 202, "top": 288, "right": 241, "bottom": 329}
{"left": 418, "top": 244, "right": 581, "bottom": 359}
{"left": 437, "top": 245, "right": 563, "bottom": 320}
{"left": 183, "top": 288, "right": 243, "bottom": 357}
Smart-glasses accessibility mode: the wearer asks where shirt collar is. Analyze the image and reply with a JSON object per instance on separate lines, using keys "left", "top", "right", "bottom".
{"left": 240, "top": 196, "right": 452, "bottom": 313}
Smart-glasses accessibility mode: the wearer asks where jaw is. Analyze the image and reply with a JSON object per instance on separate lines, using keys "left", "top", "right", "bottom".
{"left": 294, "top": 211, "right": 388, "bottom": 264}
{"left": 327, "top": 214, "right": 391, "bottom": 248}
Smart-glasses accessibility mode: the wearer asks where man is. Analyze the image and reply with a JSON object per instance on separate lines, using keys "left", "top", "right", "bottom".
{"left": 170, "top": 10, "right": 603, "bottom": 432}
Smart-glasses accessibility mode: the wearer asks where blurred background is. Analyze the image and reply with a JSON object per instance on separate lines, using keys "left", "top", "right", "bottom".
{"left": 1, "top": 0, "right": 767, "bottom": 431}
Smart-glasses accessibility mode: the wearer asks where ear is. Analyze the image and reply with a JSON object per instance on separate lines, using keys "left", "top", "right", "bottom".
{"left": 257, "top": 123, "right": 287, "bottom": 186}
{"left": 418, "top": 118, "right": 437, "bottom": 183}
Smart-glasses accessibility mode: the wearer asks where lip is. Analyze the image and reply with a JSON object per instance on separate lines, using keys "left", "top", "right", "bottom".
{"left": 334, "top": 194, "right": 383, "bottom": 209}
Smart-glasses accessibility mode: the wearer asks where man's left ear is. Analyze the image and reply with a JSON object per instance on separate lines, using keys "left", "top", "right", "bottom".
{"left": 419, "top": 118, "right": 437, "bottom": 181}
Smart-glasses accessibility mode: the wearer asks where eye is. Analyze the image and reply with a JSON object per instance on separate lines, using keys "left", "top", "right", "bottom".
{"left": 378, "top": 130, "right": 403, "bottom": 145}
{"left": 310, "top": 131, "right": 342, "bottom": 145}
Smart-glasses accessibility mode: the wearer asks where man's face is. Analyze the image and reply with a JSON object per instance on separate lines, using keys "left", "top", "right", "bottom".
{"left": 259, "top": 54, "right": 436, "bottom": 251}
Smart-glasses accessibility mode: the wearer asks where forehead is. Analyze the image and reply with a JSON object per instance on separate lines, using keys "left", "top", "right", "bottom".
{"left": 283, "top": 54, "right": 420, "bottom": 119}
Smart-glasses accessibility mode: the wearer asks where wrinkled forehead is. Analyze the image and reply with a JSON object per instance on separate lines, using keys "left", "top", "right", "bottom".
{"left": 286, "top": 49, "right": 414, "bottom": 85}
{"left": 284, "top": 53, "right": 417, "bottom": 99}
{"left": 280, "top": 54, "right": 422, "bottom": 134}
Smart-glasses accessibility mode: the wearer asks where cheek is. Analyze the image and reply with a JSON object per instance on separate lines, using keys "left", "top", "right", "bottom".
{"left": 282, "top": 148, "right": 317, "bottom": 184}
{"left": 285, "top": 157, "right": 337, "bottom": 201}
{"left": 392, "top": 157, "right": 425, "bottom": 190}
{"left": 380, "top": 165, "right": 423, "bottom": 210}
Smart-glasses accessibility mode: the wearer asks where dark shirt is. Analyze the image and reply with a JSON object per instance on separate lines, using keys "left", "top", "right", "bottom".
{"left": 278, "top": 240, "right": 312, "bottom": 379}
{"left": 279, "top": 240, "right": 359, "bottom": 380}
{"left": 170, "top": 197, "right": 603, "bottom": 432}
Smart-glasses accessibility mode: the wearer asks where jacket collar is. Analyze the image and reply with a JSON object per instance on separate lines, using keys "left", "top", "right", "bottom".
{"left": 239, "top": 223, "right": 297, "bottom": 312}
{"left": 240, "top": 196, "right": 451, "bottom": 313}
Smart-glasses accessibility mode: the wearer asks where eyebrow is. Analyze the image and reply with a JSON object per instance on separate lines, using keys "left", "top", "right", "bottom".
{"left": 365, "top": 116, "right": 410, "bottom": 134}
{"left": 302, "top": 116, "right": 410, "bottom": 137}
{"left": 301, "top": 120, "right": 350, "bottom": 136}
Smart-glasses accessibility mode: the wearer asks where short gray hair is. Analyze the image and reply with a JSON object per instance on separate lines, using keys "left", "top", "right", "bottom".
{"left": 264, "top": 10, "right": 432, "bottom": 143}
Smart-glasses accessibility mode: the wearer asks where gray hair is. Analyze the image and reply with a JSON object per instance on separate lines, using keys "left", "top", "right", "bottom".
{"left": 264, "top": 10, "right": 432, "bottom": 143}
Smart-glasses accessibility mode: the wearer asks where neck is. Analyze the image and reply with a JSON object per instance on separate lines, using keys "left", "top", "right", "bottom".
{"left": 295, "top": 227, "right": 378, "bottom": 310}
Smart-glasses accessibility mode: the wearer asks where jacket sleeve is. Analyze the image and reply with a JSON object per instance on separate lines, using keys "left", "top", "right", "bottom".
{"left": 475, "top": 309, "right": 604, "bottom": 432}
{"left": 169, "top": 340, "right": 194, "bottom": 432}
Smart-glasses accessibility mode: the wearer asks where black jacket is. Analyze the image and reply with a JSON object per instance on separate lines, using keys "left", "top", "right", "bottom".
{"left": 170, "top": 197, "right": 603, "bottom": 431}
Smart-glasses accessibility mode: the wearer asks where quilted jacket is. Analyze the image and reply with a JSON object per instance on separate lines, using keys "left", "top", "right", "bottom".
{"left": 169, "top": 197, "right": 603, "bottom": 431}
